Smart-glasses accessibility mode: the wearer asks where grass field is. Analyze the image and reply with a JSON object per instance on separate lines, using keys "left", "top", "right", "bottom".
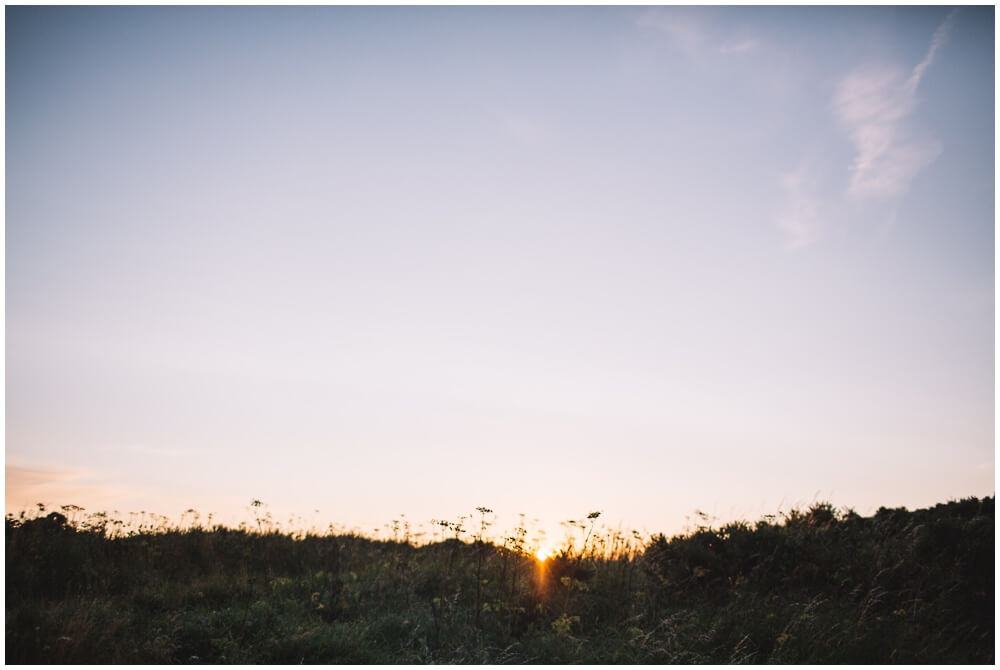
{"left": 5, "top": 497, "right": 993, "bottom": 663}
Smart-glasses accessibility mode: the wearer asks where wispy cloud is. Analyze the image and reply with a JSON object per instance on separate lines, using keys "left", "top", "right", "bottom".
{"left": 6, "top": 465, "right": 128, "bottom": 512}
{"left": 906, "top": 11, "right": 956, "bottom": 94}
{"left": 634, "top": 8, "right": 708, "bottom": 60}
{"left": 775, "top": 169, "right": 824, "bottom": 249}
{"left": 495, "top": 109, "right": 550, "bottom": 145}
{"left": 719, "top": 38, "right": 759, "bottom": 55}
{"left": 635, "top": 9, "right": 760, "bottom": 60}
{"left": 833, "top": 11, "right": 955, "bottom": 198}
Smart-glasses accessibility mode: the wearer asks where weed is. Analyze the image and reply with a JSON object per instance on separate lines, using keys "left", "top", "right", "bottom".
{"left": 5, "top": 497, "right": 993, "bottom": 663}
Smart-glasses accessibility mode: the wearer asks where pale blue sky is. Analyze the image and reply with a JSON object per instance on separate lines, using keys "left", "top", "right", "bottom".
{"left": 6, "top": 6, "right": 994, "bottom": 538}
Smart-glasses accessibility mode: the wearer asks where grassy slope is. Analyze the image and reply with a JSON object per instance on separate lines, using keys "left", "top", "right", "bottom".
{"left": 5, "top": 497, "right": 993, "bottom": 663}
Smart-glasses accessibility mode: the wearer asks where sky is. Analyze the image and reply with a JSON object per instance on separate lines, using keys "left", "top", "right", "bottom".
{"left": 5, "top": 6, "right": 995, "bottom": 542}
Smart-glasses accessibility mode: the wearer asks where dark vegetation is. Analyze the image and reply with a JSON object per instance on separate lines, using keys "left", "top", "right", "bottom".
{"left": 6, "top": 497, "right": 994, "bottom": 663}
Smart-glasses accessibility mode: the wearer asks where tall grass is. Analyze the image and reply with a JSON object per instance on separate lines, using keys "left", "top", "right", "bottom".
{"left": 5, "top": 497, "right": 993, "bottom": 663}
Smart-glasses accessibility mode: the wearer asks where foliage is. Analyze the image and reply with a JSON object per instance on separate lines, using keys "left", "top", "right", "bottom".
{"left": 5, "top": 498, "right": 993, "bottom": 663}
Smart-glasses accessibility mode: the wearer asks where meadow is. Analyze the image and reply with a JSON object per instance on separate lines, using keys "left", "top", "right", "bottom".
{"left": 5, "top": 497, "right": 993, "bottom": 664}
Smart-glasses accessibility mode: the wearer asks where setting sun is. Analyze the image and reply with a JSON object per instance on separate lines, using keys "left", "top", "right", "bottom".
{"left": 535, "top": 547, "right": 552, "bottom": 562}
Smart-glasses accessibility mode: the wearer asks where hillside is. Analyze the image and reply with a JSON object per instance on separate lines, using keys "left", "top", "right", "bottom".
{"left": 5, "top": 497, "right": 993, "bottom": 663}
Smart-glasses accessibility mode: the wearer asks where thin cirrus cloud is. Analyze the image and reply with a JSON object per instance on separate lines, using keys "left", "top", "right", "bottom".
{"left": 5, "top": 465, "right": 127, "bottom": 512}
{"left": 775, "top": 169, "right": 823, "bottom": 250}
{"left": 634, "top": 8, "right": 707, "bottom": 59}
{"left": 832, "top": 11, "right": 955, "bottom": 199}
{"left": 719, "top": 38, "right": 760, "bottom": 55}
{"left": 635, "top": 9, "right": 759, "bottom": 59}
{"left": 776, "top": 10, "right": 956, "bottom": 249}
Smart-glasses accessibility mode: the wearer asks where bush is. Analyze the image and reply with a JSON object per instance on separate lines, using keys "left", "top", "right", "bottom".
{"left": 6, "top": 498, "right": 993, "bottom": 663}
